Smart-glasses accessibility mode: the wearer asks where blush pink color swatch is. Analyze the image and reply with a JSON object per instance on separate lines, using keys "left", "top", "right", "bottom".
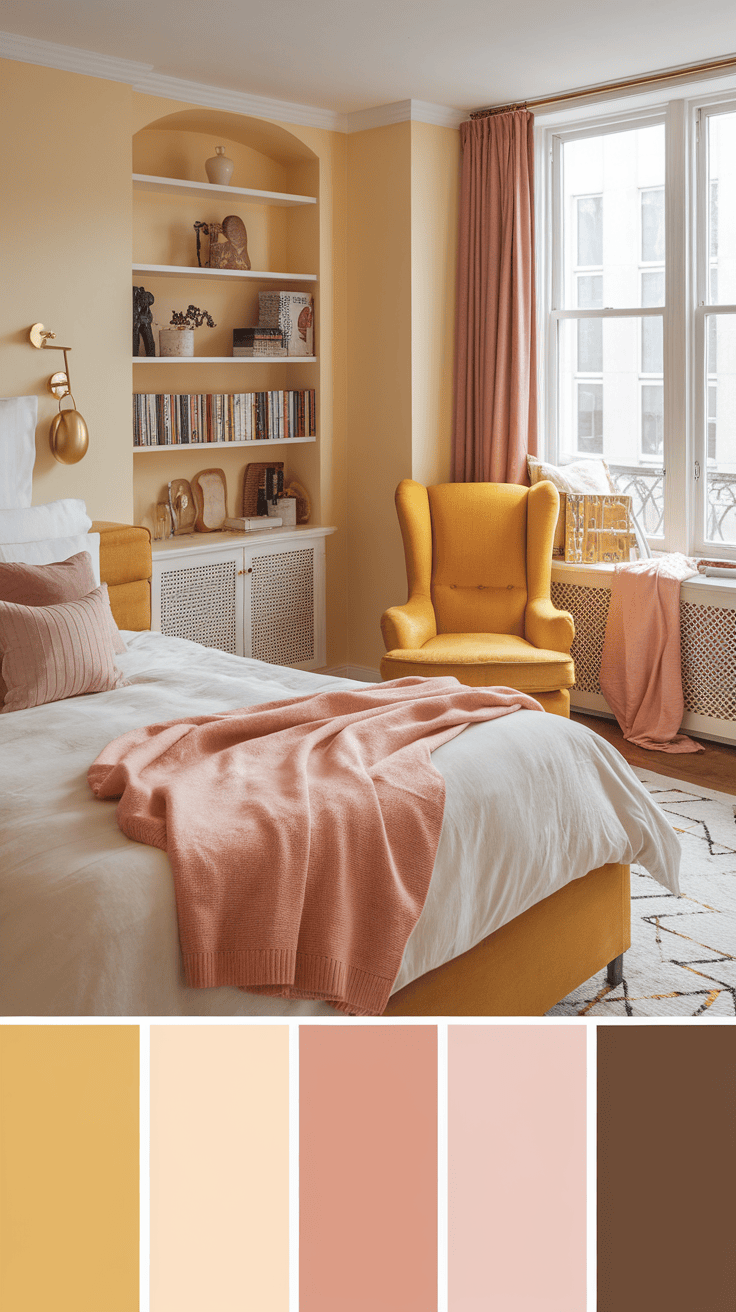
{"left": 449, "top": 1025, "right": 587, "bottom": 1311}
{"left": 300, "top": 1025, "right": 438, "bottom": 1312}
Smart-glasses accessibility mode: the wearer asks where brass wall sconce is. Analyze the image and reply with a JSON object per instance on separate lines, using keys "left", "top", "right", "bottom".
{"left": 29, "top": 323, "right": 89, "bottom": 464}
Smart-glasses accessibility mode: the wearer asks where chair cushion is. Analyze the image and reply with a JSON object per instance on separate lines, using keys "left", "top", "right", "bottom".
{"left": 381, "top": 632, "right": 575, "bottom": 692}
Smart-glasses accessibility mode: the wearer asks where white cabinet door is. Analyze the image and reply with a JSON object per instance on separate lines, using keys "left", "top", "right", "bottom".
{"left": 243, "top": 533, "right": 326, "bottom": 669}
{"left": 152, "top": 545, "right": 245, "bottom": 656}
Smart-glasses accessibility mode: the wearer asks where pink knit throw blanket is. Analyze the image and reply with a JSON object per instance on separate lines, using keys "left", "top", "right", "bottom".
{"left": 88, "top": 676, "right": 542, "bottom": 1014}
{"left": 599, "top": 555, "right": 704, "bottom": 754}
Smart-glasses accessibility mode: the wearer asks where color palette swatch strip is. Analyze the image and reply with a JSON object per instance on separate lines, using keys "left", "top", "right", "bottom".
{"left": 1, "top": 1023, "right": 734, "bottom": 1311}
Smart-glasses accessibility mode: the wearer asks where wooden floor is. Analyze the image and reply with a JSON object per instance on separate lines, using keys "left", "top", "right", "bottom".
{"left": 571, "top": 711, "right": 736, "bottom": 796}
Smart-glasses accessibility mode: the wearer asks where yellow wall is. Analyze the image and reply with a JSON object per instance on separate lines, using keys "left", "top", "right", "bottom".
{"left": 411, "top": 121, "right": 460, "bottom": 489}
{"left": 346, "top": 119, "right": 459, "bottom": 671}
{"left": 0, "top": 60, "right": 133, "bottom": 520}
{"left": 346, "top": 122, "right": 413, "bottom": 671}
{"left": 0, "top": 56, "right": 459, "bottom": 672}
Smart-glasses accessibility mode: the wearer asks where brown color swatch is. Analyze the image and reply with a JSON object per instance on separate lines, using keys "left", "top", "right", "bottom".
{"left": 598, "top": 1025, "right": 736, "bottom": 1311}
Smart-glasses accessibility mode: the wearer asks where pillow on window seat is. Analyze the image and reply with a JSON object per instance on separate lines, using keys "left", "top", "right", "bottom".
{"left": 527, "top": 455, "right": 616, "bottom": 495}
{"left": 528, "top": 456, "right": 620, "bottom": 556}
{"left": 0, "top": 585, "right": 129, "bottom": 714}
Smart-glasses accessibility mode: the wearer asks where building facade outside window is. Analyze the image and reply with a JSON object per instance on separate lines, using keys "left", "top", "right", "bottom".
{"left": 540, "top": 87, "right": 736, "bottom": 555}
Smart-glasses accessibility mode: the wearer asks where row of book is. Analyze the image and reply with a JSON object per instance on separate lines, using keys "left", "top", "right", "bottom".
{"left": 133, "top": 391, "right": 317, "bottom": 447}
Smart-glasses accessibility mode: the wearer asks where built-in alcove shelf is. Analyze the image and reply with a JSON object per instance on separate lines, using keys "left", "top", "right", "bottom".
{"left": 133, "top": 263, "right": 317, "bottom": 283}
{"left": 134, "top": 437, "right": 317, "bottom": 453}
{"left": 132, "top": 356, "right": 317, "bottom": 364}
{"left": 132, "top": 173, "right": 317, "bottom": 207}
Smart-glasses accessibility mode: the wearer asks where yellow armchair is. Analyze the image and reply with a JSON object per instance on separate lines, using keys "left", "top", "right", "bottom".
{"left": 380, "top": 479, "right": 575, "bottom": 716}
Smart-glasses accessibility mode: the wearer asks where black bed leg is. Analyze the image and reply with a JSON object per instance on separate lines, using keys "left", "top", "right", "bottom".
{"left": 607, "top": 953, "right": 624, "bottom": 987}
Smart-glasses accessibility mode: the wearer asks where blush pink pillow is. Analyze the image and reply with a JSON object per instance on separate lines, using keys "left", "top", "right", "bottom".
{"left": 0, "top": 585, "right": 130, "bottom": 714}
{"left": 0, "top": 551, "right": 126, "bottom": 653}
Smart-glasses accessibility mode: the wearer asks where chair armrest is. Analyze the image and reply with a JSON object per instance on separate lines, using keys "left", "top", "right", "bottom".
{"left": 525, "top": 596, "right": 575, "bottom": 654}
{"left": 381, "top": 596, "right": 437, "bottom": 651}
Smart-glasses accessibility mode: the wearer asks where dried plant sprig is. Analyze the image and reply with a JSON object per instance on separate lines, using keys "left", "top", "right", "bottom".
{"left": 170, "top": 305, "right": 217, "bottom": 329}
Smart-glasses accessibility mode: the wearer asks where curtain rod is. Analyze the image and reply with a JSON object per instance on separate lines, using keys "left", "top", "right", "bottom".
{"left": 470, "top": 50, "right": 736, "bottom": 118}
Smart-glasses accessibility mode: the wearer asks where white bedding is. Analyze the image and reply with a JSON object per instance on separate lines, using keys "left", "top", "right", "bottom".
{"left": 0, "top": 631, "right": 681, "bottom": 1016}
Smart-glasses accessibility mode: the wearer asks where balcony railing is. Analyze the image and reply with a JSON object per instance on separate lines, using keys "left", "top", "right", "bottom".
{"left": 608, "top": 464, "right": 736, "bottom": 544}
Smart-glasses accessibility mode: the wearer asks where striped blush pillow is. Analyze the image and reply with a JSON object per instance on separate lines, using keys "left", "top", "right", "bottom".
{"left": 0, "top": 584, "right": 130, "bottom": 713}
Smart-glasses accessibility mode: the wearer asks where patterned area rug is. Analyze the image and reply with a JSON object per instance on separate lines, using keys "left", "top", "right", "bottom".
{"left": 548, "top": 769, "right": 736, "bottom": 1017}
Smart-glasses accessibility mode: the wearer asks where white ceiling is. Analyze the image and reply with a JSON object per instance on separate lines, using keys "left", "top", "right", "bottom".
{"left": 3, "top": 0, "right": 736, "bottom": 115}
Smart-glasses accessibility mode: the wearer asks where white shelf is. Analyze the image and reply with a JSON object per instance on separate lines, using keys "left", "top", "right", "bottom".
{"left": 133, "top": 173, "right": 317, "bottom": 208}
{"left": 133, "top": 355, "right": 317, "bottom": 364}
{"left": 134, "top": 437, "right": 316, "bottom": 453}
{"left": 133, "top": 263, "right": 317, "bottom": 282}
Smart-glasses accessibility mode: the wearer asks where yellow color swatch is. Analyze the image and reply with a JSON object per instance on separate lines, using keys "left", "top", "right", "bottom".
{"left": 150, "top": 1025, "right": 289, "bottom": 1312}
{"left": 0, "top": 1025, "right": 139, "bottom": 1312}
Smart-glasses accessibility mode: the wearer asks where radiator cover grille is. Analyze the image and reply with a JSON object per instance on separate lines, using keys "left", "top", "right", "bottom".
{"left": 251, "top": 547, "right": 314, "bottom": 665}
{"left": 160, "top": 559, "right": 238, "bottom": 653}
{"left": 550, "top": 580, "right": 736, "bottom": 721}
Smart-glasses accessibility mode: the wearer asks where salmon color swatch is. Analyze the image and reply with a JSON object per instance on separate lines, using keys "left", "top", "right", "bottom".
{"left": 598, "top": 1025, "right": 736, "bottom": 1312}
{"left": 449, "top": 1024, "right": 587, "bottom": 1312}
{"left": 0, "top": 1025, "right": 139, "bottom": 1312}
{"left": 150, "top": 1025, "right": 289, "bottom": 1312}
{"left": 300, "top": 1025, "right": 438, "bottom": 1312}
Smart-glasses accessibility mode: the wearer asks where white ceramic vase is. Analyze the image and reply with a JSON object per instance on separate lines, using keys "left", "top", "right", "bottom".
{"left": 205, "top": 146, "right": 234, "bottom": 186}
{"left": 159, "top": 328, "right": 194, "bottom": 357}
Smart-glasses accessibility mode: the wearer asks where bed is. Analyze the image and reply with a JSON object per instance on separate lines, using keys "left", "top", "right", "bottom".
{"left": 0, "top": 522, "right": 680, "bottom": 1017}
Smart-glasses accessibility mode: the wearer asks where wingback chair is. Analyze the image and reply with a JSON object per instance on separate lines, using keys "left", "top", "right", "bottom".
{"left": 380, "top": 480, "right": 575, "bottom": 716}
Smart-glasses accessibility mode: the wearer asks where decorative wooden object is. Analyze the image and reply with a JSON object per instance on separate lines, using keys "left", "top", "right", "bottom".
{"left": 242, "top": 461, "right": 285, "bottom": 518}
{"left": 286, "top": 479, "right": 311, "bottom": 524}
{"left": 564, "top": 493, "right": 636, "bottom": 564}
{"left": 207, "top": 215, "right": 251, "bottom": 271}
{"left": 168, "top": 478, "right": 197, "bottom": 536}
{"left": 192, "top": 468, "right": 228, "bottom": 532}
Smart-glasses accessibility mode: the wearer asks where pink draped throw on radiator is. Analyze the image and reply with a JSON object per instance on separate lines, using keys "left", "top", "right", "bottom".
{"left": 599, "top": 555, "right": 703, "bottom": 754}
{"left": 88, "top": 676, "right": 542, "bottom": 1015}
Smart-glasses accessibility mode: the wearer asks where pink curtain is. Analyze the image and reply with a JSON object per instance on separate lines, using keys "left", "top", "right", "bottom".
{"left": 453, "top": 110, "right": 537, "bottom": 484}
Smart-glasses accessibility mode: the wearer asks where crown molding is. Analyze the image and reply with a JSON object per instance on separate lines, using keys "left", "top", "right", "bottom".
{"left": 346, "top": 99, "right": 464, "bottom": 133}
{"left": 0, "top": 30, "right": 152, "bottom": 82}
{"left": 131, "top": 71, "right": 346, "bottom": 131}
{"left": 0, "top": 29, "right": 462, "bottom": 134}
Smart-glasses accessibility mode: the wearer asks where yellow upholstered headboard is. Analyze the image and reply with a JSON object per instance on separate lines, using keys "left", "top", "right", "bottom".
{"left": 91, "top": 521, "right": 151, "bottom": 631}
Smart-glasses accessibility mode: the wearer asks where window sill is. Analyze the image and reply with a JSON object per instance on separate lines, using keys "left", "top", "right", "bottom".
{"left": 550, "top": 558, "right": 736, "bottom": 600}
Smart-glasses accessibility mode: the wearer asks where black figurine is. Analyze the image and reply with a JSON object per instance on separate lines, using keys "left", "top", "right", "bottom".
{"left": 133, "top": 286, "right": 156, "bottom": 357}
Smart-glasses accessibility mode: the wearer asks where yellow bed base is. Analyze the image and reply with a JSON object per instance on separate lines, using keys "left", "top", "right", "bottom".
{"left": 94, "top": 521, "right": 630, "bottom": 1018}
{"left": 92, "top": 520, "right": 152, "bottom": 630}
{"left": 386, "top": 862, "right": 630, "bottom": 1016}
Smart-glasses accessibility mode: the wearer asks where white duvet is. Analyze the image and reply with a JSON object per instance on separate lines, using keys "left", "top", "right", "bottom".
{"left": 0, "top": 631, "right": 681, "bottom": 1017}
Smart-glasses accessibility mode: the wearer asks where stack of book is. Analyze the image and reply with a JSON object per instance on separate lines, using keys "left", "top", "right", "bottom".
{"left": 133, "top": 391, "right": 317, "bottom": 447}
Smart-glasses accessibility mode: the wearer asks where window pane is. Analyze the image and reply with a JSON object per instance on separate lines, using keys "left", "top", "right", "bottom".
{"left": 578, "top": 318, "right": 602, "bottom": 372}
{"left": 577, "top": 274, "right": 603, "bottom": 307}
{"left": 703, "top": 313, "right": 736, "bottom": 543}
{"left": 577, "top": 196, "right": 602, "bottom": 266}
{"left": 562, "top": 124, "right": 665, "bottom": 308}
{"left": 641, "top": 188, "right": 665, "bottom": 262}
{"left": 577, "top": 383, "right": 603, "bottom": 452}
{"left": 707, "top": 111, "right": 736, "bottom": 304}
{"left": 641, "top": 383, "right": 664, "bottom": 455}
{"left": 641, "top": 269, "right": 664, "bottom": 307}
{"left": 559, "top": 316, "right": 665, "bottom": 533}
{"left": 642, "top": 317, "right": 663, "bottom": 373}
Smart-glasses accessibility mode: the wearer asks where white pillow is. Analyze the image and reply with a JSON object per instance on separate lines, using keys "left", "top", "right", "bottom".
{"left": 0, "top": 397, "right": 37, "bottom": 509}
{"left": 0, "top": 533, "right": 101, "bottom": 584}
{"left": 528, "top": 456, "right": 616, "bottom": 495}
{"left": 0, "top": 498, "right": 91, "bottom": 544}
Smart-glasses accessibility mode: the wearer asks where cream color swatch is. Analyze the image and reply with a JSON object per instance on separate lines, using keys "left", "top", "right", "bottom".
{"left": 150, "top": 1025, "right": 289, "bottom": 1312}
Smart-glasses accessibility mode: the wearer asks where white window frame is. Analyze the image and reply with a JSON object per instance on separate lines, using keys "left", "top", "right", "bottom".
{"left": 536, "top": 76, "right": 736, "bottom": 561}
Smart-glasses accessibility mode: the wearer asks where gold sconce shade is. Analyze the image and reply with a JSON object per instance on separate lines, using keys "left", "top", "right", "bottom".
{"left": 29, "top": 323, "right": 89, "bottom": 464}
{"left": 49, "top": 403, "right": 89, "bottom": 465}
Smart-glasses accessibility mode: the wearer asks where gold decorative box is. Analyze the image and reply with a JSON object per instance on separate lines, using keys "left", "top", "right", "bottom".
{"left": 564, "top": 493, "right": 637, "bottom": 564}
